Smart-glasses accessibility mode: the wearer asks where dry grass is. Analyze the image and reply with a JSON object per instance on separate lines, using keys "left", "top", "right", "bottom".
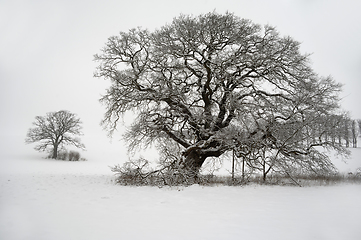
{"left": 197, "top": 173, "right": 361, "bottom": 187}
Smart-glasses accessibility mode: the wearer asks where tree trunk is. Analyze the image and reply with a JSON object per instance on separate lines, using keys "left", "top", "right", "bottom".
{"left": 231, "top": 150, "right": 235, "bottom": 181}
{"left": 241, "top": 156, "right": 245, "bottom": 181}
{"left": 262, "top": 160, "right": 266, "bottom": 182}
{"left": 52, "top": 144, "right": 58, "bottom": 159}
{"left": 183, "top": 149, "right": 207, "bottom": 174}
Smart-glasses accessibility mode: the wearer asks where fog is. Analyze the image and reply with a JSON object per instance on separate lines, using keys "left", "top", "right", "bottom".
{"left": 1, "top": 0, "right": 360, "bottom": 162}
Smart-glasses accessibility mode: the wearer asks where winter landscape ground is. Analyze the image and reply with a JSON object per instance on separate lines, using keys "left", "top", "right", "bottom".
{"left": 1, "top": 1, "right": 361, "bottom": 239}
{"left": 1, "top": 143, "right": 361, "bottom": 240}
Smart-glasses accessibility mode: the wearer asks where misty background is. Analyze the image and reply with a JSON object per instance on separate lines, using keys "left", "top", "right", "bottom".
{"left": 1, "top": 0, "right": 360, "bottom": 163}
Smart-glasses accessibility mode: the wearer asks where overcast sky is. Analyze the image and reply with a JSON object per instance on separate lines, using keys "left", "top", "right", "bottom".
{"left": 1, "top": 0, "right": 360, "bottom": 161}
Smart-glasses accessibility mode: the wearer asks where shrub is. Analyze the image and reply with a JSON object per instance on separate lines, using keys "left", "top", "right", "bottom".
{"left": 46, "top": 149, "right": 82, "bottom": 161}
{"left": 68, "top": 151, "right": 80, "bottom": 161}
{"left": 111, "top": 158, "right": 361, "bottom": 187}
{"left": 111, "top": 158, "right": 210, "bottom": 186}
{"left": 47, "top": 149, "right": 68, "bottom": 160}
{"left": 57, "top": 150, "right": 69, "bottom": 160}
{"left": 111, "top": 158, "right": 237, "bottom": 187}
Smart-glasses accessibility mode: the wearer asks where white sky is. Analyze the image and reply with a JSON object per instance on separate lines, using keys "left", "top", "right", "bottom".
{"left": 1, "top": 0, "right": 361, "bottom": 161}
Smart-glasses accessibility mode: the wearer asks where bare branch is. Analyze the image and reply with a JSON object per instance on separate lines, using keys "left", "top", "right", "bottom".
{"left": 95, "top": 12, "right": 346, "bottom": 176}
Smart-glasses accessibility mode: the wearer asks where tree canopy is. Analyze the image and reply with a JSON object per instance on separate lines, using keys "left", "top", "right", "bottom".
{"left": 94, "top": 12, "right": 346, "bottom": 177}
{"left": 26, "top": 110, "right": 85, "bottom": 159}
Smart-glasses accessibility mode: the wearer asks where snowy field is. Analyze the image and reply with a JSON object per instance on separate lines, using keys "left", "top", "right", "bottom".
{"left": 1, "top": 144, "right": 361, "bottom": 240}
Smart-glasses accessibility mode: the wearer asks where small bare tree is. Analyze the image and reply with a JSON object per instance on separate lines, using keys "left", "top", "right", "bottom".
{"left": 25, "top": 110, "right": 85, "bottom": 159}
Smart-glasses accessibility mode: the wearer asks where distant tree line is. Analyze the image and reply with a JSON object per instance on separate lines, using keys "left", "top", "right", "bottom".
{"left": 228, "top": 113, "right": 360, "bottom": 183}
{"left": 316, "top": 114, "right": 361, "bottom": 148}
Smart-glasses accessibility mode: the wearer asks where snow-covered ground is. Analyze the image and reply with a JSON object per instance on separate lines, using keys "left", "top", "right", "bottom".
{"left": 1, "top": 142, "right": 361, "bottom": 240}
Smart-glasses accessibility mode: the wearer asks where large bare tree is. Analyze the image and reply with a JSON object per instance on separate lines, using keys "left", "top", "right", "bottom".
{"left": 94, "top": 12, "right": 345, "bottom": 175}
{"left": 26, "top": 110, "right": 85, "bottom": 159}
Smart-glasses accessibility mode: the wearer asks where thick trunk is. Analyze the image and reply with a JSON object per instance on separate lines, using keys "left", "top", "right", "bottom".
{"left": 183, "top": 149, "right": 207, "bottom": 174}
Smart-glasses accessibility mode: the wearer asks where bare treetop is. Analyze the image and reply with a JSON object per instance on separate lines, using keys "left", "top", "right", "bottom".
{"left": 94, "top": 12, "right": 345, "bottom": 176}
